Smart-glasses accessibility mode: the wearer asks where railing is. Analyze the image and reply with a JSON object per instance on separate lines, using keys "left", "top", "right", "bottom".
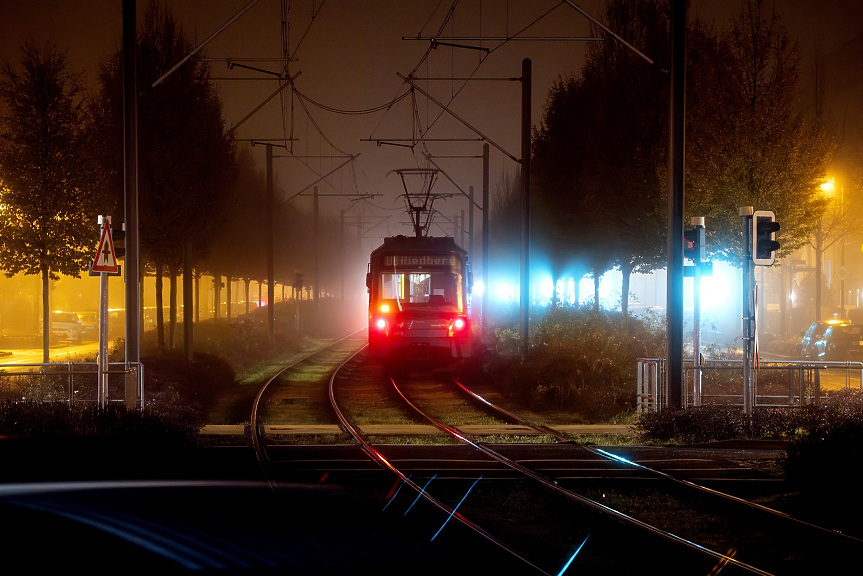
{"left": 636, "top": 358, "right": 863, "bottom": 413}
{"left": 0, "top": 361, "right": 144, "bottom": 408}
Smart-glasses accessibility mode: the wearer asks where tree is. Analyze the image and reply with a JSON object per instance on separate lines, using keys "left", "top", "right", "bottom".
{"left": 92, "top": 0, "right": 237, "bottom": 356}
{"left": 532, "top": 0, "right": 669, "bottom": 315}
{"left": 686, "top": 0, "right": 832, "bottom": 263}
{"left": 0, "top": 41, "right": 102, "bottom": 363}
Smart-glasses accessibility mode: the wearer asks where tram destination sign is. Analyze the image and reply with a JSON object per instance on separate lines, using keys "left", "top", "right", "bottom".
{"left": 384, "top": 254, "right": 457, "bottom": 267}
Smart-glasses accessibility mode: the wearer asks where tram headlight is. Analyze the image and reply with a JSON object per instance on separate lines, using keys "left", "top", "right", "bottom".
{"left": 375, "top": 318, "right": 388, "bottom": 331}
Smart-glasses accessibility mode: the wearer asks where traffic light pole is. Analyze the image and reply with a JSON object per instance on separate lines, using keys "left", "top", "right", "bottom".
{"left": 691, "top": 217, "right": 705, "bottom": 406}
{"left": 740, "top": 207, "right": 754, "bottom": 415}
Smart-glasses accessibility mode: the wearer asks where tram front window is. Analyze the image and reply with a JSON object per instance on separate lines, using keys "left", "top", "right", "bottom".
{"left": 380, "top": 271, "right": 462, "bottom": 310}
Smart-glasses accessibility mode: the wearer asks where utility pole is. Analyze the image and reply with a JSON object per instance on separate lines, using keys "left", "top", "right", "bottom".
{"left": 482, "top": 143, "right": 489, "bottom": 336}
{"left": 266, "top": 144, "right": 275, "bottom": 344}
{"left": 314, "top": 185, "right": 319, "bottom": 308}
{"left": 520, "top": 58, "right": 532, "bottom": 358}
{"left": 122, "top": 0, "right": 140, "bottom": 409}
{"left": 666, "top": 0, "right": 686, "bottom": 409}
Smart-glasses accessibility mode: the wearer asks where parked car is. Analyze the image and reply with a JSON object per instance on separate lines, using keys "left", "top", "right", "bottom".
{"left": 78, "top": 311, "right": 98, "bottom": 341}
{"left": 797, "top": 320, "right": 850, "bottom": 359}
{"left": 47, "top": 311, "right": 82, "bottom": 344}
{"left": 813, "top": 324, "right": 863, "bottom": 361}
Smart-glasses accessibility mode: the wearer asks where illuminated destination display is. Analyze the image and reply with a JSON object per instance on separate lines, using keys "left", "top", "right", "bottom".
{"left": 384, "top": 254, "right": 457, "bottom": 267}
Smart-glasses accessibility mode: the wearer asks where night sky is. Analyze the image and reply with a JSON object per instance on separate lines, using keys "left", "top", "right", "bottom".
{"left": 2, "top": 0, "right": 862, "bottom": 240}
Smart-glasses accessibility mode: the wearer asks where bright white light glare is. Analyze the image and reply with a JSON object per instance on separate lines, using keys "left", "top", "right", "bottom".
{"left": 375, "top": 319, "right": 387, "bottom": 329}
{"left": 697, "top": 261, "right": 733, "bottom": 311}
{"left": 495, "top": 283, "right": 516, "bottom": 302}
{"left": 578, "top": 269, "right": 621, "bottom": 309}
{"left": 453, "top": 318, "right": 465, "bottom": 329}
{"left": 539, "top": 278, "right": 554, "bottom": 301}
{"left": 472, "top": 280, "right": 484, "bottom": 296}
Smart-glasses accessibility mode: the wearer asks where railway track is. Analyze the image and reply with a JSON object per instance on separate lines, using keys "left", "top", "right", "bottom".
{"left": 239, "top": 340, "right": 863, "bottom": 574}
{"left": 378, "top": 371, "right": 863, "bottom": 575}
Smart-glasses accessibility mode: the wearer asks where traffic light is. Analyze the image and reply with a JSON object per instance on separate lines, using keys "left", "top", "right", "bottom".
{"left": 111, "top": 227, "right": 125, "bottom": 259}
{"left": 752, "top": 210, "right": 780, "bottom": 265}
{"left": 684, "top": 229, "right": 698, "bottom": 261}
{"left": 683, "top": 226, "right": 705, "bottom": 263}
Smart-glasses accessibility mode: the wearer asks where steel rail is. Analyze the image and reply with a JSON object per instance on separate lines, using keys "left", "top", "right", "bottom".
{"left": 391, "top": 376, "right": 773, "bottom": 575}
{"left": 453, "top": 378, "right": 863, "bottom": 544}
{"left": 327, "top": 351, "right": 549, "bottom": 575}
{"left": 249, "top": 328, "right": 367, "bottom": 491}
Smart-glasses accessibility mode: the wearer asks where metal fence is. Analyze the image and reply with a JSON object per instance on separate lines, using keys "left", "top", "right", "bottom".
{"left": 636, "top": 358, "right": 863, "bottom": 413}
{"left": 0, "top": 361, "right": 144, "bottom": 408}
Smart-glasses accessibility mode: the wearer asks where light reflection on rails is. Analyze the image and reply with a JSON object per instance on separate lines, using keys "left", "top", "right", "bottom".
{"left": 390, "top": 375, "right": 773, "bottom": 576}
{"left": 327, "top": 348, "right": 550, "bottom": 576}
{"left": 453, "top": 377, "right": 863, "bottom": 545}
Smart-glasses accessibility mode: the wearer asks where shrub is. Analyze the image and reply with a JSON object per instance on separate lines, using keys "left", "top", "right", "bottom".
{"left": 634, "top": 389, "right": 863, "bottom": 447}
{"left": 486, "top": 308, "right": 665, "bottom": 420}
{"left": 0, "top": 400, "right": 194, "bottom": 441}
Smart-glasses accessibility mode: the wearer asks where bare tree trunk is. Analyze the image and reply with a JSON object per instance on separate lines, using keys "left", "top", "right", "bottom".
{"left": 621, "top": 264, "right": 632, "bottom": 317}
{"left": 169, "top": 265, "right": 177, "bottom": 349}
{"left": 156, "top": 261, "right": 165, "bottom": 352}
{"left": 213, "top": 271, "right": 221, "bottom": 319}
{"left": 194, "top": 272, "right": 200, "bottom": 323}
{"left": 226, "top": 273, "right": 232, "bottom": 321}
{"left": 183, "top": 241, "right": 193, "bottom": 362}
{"left": 593, "top": 268, "right": 601, "bottom": 313}
{"left": 41, "top": 266, "right": 50, "bottom": 364}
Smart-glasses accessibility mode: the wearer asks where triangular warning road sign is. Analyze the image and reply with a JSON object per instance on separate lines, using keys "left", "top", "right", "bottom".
{"left": 92, "top": 224, "right": 119, "bottom": 273}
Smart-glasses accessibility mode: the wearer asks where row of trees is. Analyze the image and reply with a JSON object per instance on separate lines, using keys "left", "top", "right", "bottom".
{"left": 0, "top": 1, "right": 338, "bottom": 361}
{"left": 494, "top": 0, "right": 833, "bottom": 316}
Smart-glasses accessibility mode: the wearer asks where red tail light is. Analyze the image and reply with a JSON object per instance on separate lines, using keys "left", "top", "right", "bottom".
{"left": 374, "top": 318, "right": 389, "bottom": 336}
{"left": 448, "top": 316, "right": 468, "bottom": 337}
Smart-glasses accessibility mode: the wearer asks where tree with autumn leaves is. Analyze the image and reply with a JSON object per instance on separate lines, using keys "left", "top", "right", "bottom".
{"left": 530, "top": 0, "right": 831, "bottom": 315}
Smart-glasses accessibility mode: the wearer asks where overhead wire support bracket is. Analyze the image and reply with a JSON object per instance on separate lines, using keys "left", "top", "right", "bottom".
{"left": 563, "top": 0, "right": 664, "bottom": 72}
{"left": 397, "top": 72, "right": 519, "bottom": 164}
{"left": 229, "top": 71, "right": 302, "bottom": 135}
{"left": 423, "top": 153, "right": 482, "bottom": 211}
{"left": 404, "top": 35, "right": 603, "bottom": 42}
{"left": 226, "top": 61, "right": 286, "bottom": 77}
{"left": 430, "top": 40, "right": 489, "bottom": 54}
{"left": 152, "top": 0, "right": 261, "bottom": 87}
{"left": 278, "top": 154, "right": 359, "bottom": 206}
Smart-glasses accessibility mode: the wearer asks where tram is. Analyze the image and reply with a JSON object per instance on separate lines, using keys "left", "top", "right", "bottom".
{"left": 366, "top": 235, "right": 473, "bottom": 361}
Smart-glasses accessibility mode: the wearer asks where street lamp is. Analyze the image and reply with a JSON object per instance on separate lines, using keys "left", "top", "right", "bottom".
{"left": 815, "top": 179, "right": 836, "bottom": 322}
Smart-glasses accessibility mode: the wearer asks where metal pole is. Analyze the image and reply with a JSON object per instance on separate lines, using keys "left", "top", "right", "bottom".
{"left": 520, "top": 58, "right": 531, "bottom": 358}
{"left": 468, "top": 186, "right": 475, "bottom": 257}
{"left": 266, "top": 144, "right": 275, "bottom": 343}
{"left": 741, "top": 206, "right": 754, "bottom": 414}
{"left": 99, "top": 269, "right": 109, "bottom": 407}
{"left": 482, "top": 144, "right": 489, "bottom": 336}
{"left": 122, "top": 0, "right": 140, "bottom": 396}
{"left": 692, "top": 217, "right": 704, "bottom": 406}
{"left": 340, "top": 209, "right": 345, "bottom": 300}
{"left": 314, "top": 186, "right": 319, "bottom": 308}
{"left": 666, "top": 0, "right": 686, "bottom": 409}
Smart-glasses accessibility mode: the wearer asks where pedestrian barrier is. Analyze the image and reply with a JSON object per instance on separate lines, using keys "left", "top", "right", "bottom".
{"left": 0, "top": 361, "right": 144, "bottom": 409}
{"left": 636, "top": 358, "right": 863, "bottom": 412}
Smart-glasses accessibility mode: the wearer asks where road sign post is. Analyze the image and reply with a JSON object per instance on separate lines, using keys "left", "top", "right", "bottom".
{"left": 94, "top": 216, "right": 119, "bottom": 407}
